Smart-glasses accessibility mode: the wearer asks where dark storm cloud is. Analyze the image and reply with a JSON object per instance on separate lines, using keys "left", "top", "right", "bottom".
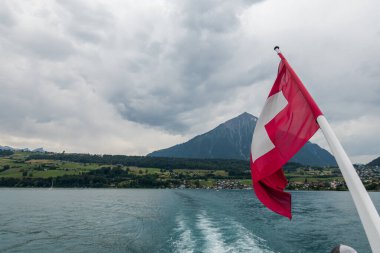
{"left": 109, "top": 0, "right": 265, "bottom": 133}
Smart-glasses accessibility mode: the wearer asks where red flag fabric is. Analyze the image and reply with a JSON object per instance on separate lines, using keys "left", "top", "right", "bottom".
{"left": 250, "top": 53, "right": 323, "bottom": 219}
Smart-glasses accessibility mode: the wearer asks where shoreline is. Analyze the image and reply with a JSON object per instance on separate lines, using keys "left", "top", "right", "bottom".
{"left": 0, "top": 186, "right": 366, "bottom": 192}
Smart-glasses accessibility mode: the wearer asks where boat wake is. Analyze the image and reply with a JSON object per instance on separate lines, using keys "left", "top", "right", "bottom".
{"left": 171, "top": 210, "right": 277, "bottom": 253}
{"left": 171, "top": 215, "right": 196, "bottom": 253}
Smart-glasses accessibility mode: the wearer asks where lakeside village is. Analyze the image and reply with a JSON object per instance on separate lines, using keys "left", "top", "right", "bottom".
{"left": 285, "top": 164, "right": 380, "bottom": 191}
{"left": 176, "top": 165, "right": 380, "bottom": 191}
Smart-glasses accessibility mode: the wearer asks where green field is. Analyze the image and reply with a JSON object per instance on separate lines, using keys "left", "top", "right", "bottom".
{"left": 0, "top": 152, "right": 232, "bottom": 180}
{"left": 0, "top": 152, "right": 100, "bottom": 179}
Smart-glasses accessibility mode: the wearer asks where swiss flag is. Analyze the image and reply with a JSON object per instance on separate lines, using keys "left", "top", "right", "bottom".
{"left": 250, "top": 52, "right": 323, "bottom": 219}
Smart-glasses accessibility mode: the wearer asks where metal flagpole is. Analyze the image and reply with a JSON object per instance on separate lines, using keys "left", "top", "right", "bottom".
{"left": 317, "top": 115, "right": 380, "bottom": 253}
{"left": 274, "top": 46, "right": 380, "bottom": 252}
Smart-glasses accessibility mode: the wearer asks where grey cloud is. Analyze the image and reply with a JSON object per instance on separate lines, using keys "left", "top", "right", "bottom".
{"left": 0, "top": 3, "right": 76, "bottom": 61}
{"left": 57, "top": 0, "right": 114, "bottom": 44}
{"left": 117, "top": 100, "right": 188, "bottom": 133}
{"left": 22, "top": 32, "right": 75, "bottom": 60}
{"left": 106, "top": 0, "right": 265, "bottom": 133}
{"left": 181, "top": 0, "right": 262, "bottom": 33}
{"left": 181, "top": 1, "right": 239, "bottom": 33}
{"left": 0, "top": 3, "right": 15, "bottom": 27}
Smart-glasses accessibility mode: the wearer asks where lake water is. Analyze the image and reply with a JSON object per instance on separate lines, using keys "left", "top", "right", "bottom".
{"left": 0, "top": 189, "right": 378, "bottom": 253}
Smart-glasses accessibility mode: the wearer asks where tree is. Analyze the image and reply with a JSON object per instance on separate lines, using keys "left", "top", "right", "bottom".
{"left": 1, "top": 165, "right": 10, "bottom": 172}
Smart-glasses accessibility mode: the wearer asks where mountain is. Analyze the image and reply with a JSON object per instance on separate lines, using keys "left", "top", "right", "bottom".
{"left": 367, "top": 157, "right": 380, "bottom": 166}
{"left": 32, "top": 148, "right": 46, "bottom": 153}
{"left": 0, "top": 146, "right": 15, "bottom": 151}
{"left": 0, "top": 145, "right": 45, "bottom": 152}
{"left": 148, "top": 112, "right": 337, "bottom": 167}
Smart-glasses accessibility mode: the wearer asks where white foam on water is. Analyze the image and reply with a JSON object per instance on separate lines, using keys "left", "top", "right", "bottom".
{"left": 196, "top": 211, "right": 233, "bottom": 253}
{"left": 229, "top": 220, "right": 277, "bottom": 253}
{"left": 172, "top": 215, "right": 196, "bottom": 253}
{"left": 197, "top": 210, "right": 278, "bottom": 253}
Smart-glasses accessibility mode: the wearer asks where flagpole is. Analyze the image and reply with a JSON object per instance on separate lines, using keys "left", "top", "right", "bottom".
{"left": 274, "top": 46, "right": 380, "bottom": 252}
{"left": 317, "top": 115, "right": 380, "bottom": 252}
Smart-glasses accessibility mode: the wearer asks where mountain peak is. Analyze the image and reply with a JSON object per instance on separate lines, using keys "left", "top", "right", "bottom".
{"left": 233, "top": 112, "right": 257, "bottom": 121}
{"left": 222, "top": 112, "right": 257, "bottom": 130}
{"left": 148, "top": 113, "right": 336, "bottom": 166}
{"left": 240, "top": 111, "right": 255, "bottom": 118}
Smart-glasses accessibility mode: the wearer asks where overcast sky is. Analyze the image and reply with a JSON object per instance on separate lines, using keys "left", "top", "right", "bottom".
{"left": 0, "top": 0, "right": 379, "bottom": 163}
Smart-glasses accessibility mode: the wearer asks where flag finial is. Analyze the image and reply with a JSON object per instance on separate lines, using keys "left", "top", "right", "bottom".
{"left": 274, "top": 46, "right": 281, "bottom": 54}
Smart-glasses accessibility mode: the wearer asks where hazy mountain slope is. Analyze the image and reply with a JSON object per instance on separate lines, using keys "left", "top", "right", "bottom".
{"left": 367, "top": 157, "right": 380, "bottom": 166}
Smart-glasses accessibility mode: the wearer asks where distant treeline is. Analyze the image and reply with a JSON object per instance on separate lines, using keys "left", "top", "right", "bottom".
{"left": 0, "top": 166, "right": 231, "bottom": 188}
{"left": 28, "top": 153, "right": 251, "bottom": 172}
{"left": 27, "top": 153, "right": 305, "bottom": 173}
{"left": 0, "top": 169, "right": 180, "bottom": 188}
